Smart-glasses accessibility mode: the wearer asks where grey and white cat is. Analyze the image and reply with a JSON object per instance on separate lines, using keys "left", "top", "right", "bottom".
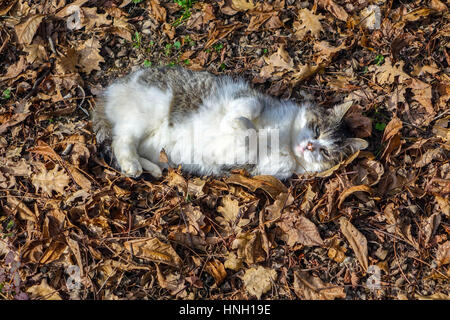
{"left": 92, "top": 66, "right": 368, "bottom": 180}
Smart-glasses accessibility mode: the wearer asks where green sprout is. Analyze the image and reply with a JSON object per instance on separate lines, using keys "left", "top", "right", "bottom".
{"left": 132, "top": 31, "right": 142, "bottom": 48}
{"left": 172, "top": 0, "right": 195, "bottom": 27}
{"left": 2, "top": 89, "right": 11, "bottom": 99}
{"left": 143, "top": 60, "right": 152, "bottom": 68}
{"left": 374, "top": 54, "right": 384, "bottom": 66}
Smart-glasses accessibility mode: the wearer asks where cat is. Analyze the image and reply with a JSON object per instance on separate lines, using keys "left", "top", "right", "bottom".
{"left": 92, "top": 66, "right": 368, "bottom": 180}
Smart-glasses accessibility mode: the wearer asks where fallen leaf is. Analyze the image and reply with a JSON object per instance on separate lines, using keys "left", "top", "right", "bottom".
{"left": 231, "top": 0, "right": 255, "bottom": 11}
{"left": 124, "top": 237, "right": 182, "bottom": 266}
{"left": 241, "top": 266, "right": 277, "bottom": 299}
{"left": 205, "top": 259, "right": 227, "bottom": 285}
{"left": 277, "top": 212, "right": 324, "bottom": 247}
{"left": 7, "top": 196, "right": 37, "bottom": 223}
{"left": 76, "top": 37, "right": 105, "bottom": 74}
{"left": 435, "top": 241, "right": 450, "bottom": 267}
{"left": 224, "top": 251, "right": 244, "bottom": 271}
{"left": 374, "top": 59, "right": 410, "bottom": 85}
{"left": 225, "top": 174, "right": 287, "bottom": 199}
{"left": 317, "top": 0, "right": 348, "bottom": 21}
{"left": 293, "top": 270, "right": 346, "bottom": 300}
{"left": 293, "top": 9, "right": 324, "bottom": 40}
{"left": 382, "top": 116, "right": 403, "bottom": 143}
{"left": 14, "top": 14, "right": 44, "bottom": 44}
{"left": 337, "top": 185, "right": 373, "bottom": 209}
{"left": 31, "top": 164, "right": 70, "bottom": 196}
{"left": 148, "top": 0, "right": 167, "bottom": 23}
{"left": 26, "top": 279, "right": 62, "bottom": 300}
{"left": 339, "top": 217, "right": 368, "bottom": 271}
{"left": 232, "top": 230, "right": 266, "bottom": 264}
{"left": 263, "top": 45, "right": 294, "bottom": 71}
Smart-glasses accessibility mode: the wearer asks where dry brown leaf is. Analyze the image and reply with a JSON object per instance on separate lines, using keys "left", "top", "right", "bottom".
{"left": 39, "top": 240, "right": 67, "bottom": 264}
{"left": 76, "top": 37, "right": 104, "bottom": 74}
{"left": 415, "top": 292, "right": 450, "bottom": 300}
{"left": 232, "top": 230, "right": 266, "bottom": 264}
{"left": 26, "top": 279, "right": 62, "bottom": 300}
{"left": 231, "top": 0, "right": 255, "bottom": 11}
{"left": 339, "top": 217, "right": 368, "bottom": 271}
{"left": 31, "top": 164, "right": 70, "bottom": 196}
{"left": 353, "top": 159, "right": 384, "bottom": 186}
{"left": 435, "top": 196, "right": 449, "bottom": 217}
{"left": 430, "top": 0, "right": 448, "bottom": 11}
{"left": 373, "top": 59, "right": 410, "bottom": 85}
{"left": 148, "top": 0, "right": 167, "bottom": 23}
{"left": 205, "top": 259, "right": 227, "bottom": 285}
{"left": 317, "top": 0, "right": 348, "bottom": 21}
{"left": 0, "top": 0, "right": 18, "bottom": 15}
{"left": 403, "top": 8, "right": 433, "bottom": 22}
{"left": 216, "top": 195, "right": 250, "bottom": 234}
{"left": 435, "top": 241, "right": 450, "bottom": 267}
{"left": 7, "top": 196, "right": 37, "bottom": 223}
{"left": 167, "top": 169, "right": 188, "bottom": 195}
{"left": 23, "top": 42, "right": 47, "bottom": 64}
{"left": 293, "top": 9, "right": 324, "bottom": 40}
{"left": 241, "top": 266, "right": 277, "bottom": 299}
{"left": 415, "top": 149, "right": 444, "bottom": 168}
{"left": 293, "top": 271, "right": 346, "bottom": 300}
{"left": 224, "top": 252, "right": 244, "bottom": 271}
{"left": 0, "top": 55, "right": 26, "bottom": 81}
{"left": 337, "top": 185, "right": 373, "bottom": 209}
{"left": 345, "top": 112, "right": 373, "bottom": 138}
{"left": 82, "top": 7, "right": 112, "bottom": 30}
{"left": 277, "top": 213, "right": 324, "bottom": 247}
{"left": 265, "top": 192, "right": 294, "bottom": 224}
{"left": 225, "top": 174, "right": 287, "bottom": 199}
{"left": 14, "top": 14, "right": 44, "bottom": 44}
{"left": 263, "top": 45, "right": 294, "bottom": 71}
{"left": 124, "top": 237, "right": 182, "bottom": 266}
{"left": 432, "top": 116, "right": 450, "bottom": 142}
{"left": 382, "top": 116, "right": 403, "bottom": 143}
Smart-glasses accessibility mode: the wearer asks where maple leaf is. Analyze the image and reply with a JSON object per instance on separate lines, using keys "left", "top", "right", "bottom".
{"left": 31, "top": 164, "right": 70, "bottom": 196}
{"left": 293, "top": 9, "right": 324, "bottom": 40}
{"left": 76, "top": 37, "right": 105, "bottom": 74}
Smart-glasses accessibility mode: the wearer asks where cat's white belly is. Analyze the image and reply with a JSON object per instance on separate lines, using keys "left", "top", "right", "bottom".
{"left": 138, "top": 111, "right": 241, "bottom": 175}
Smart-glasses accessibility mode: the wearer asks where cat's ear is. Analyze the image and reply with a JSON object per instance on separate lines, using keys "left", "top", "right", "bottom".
{"left": 346, "top": 138, "right": 368, "bottom": 151}
{"left": 332, "top": 101, "right": 353, "bottom": 121}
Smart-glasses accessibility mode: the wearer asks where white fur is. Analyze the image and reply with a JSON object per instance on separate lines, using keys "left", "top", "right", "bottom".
{"left": 102, "top": 70, "right": 336, "bottom": 179}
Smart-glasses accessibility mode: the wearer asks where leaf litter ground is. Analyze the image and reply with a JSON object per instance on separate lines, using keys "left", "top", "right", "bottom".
{"left": 0, "top": 0, "right": 449, "bottom": 300}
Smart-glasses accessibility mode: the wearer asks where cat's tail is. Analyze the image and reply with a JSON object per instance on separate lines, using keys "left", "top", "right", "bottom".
{"left": 91, "top": 96, "right": 112, "bottom": 145}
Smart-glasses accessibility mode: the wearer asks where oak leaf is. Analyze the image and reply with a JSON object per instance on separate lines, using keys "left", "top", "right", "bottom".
{"left": 31, "top": 164, "right": 70, "bottom": 196}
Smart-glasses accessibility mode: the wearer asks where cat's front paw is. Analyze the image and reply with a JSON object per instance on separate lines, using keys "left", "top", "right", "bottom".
{"left": 119, "top": 159, "right": 143, "bottom": 178}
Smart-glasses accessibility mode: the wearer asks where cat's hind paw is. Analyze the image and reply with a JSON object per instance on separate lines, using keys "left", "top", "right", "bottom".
{"left": 119, "top": 158, "right": 143, "bottom": 178}
{"left": 139, "top": 157, "right": 163, "bottom": 179}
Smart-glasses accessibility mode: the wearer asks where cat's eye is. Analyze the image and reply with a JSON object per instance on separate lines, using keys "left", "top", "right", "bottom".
{"left": 314, "top": 126, "right": 320, "bottom": 139}
{"left": 321, "top": 148, "right": 330, "bottom": 157}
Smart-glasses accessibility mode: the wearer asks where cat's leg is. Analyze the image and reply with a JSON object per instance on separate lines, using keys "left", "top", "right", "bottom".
{"left": 221, "top": 97, "right": 262, "bottom": 132}
{"left": 138, "top": 157, "right": 162, "bottom": 178}
{"left": 112, "top": 136, "right": 143, "bottom": 178}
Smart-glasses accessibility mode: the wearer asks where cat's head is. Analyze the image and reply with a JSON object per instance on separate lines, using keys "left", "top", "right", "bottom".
{"left": 291, "top": 101, "right": 368, "bottom": 173}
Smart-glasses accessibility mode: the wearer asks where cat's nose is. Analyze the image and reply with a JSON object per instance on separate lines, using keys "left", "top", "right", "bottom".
{"left": 306, "top": 142, "right": 315, "bottom": 151}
